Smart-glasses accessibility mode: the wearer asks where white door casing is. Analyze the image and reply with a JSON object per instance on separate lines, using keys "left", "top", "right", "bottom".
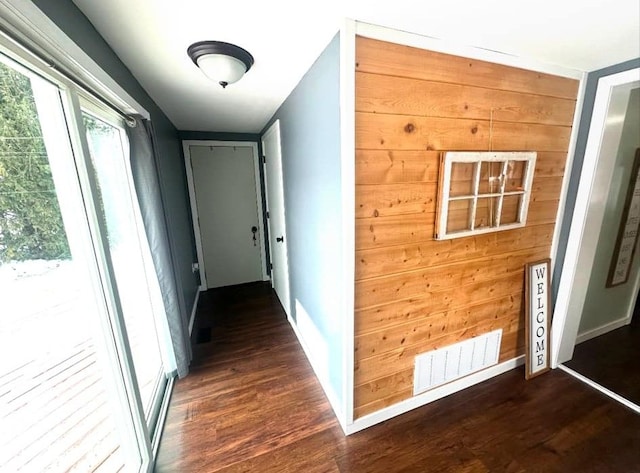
{"left": 261, "top": 121, "right": 291, "bottom": 317}
{"left": 552, "top": 68, "right": 640, "bottom": 366}
{"left": 575, "top": 87, "right": 640, "bottom": 341}
{"left": 183, "top": 141, "right": 268, "bottom": 289}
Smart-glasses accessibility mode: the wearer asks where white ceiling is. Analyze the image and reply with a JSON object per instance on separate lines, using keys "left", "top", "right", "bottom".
{"left": 72, "top": 0, "right": 640, "bottom": 134}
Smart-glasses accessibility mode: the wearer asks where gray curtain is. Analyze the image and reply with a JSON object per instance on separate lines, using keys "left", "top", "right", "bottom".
{"left": 128, "top": 118, "right": 191, "bottom": 378}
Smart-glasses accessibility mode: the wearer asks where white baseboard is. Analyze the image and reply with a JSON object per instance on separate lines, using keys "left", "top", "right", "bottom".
{"left": 286, "top": 314, "right": 346, "bottom": 433}
{"left": 188, "top": 289, "right": 201, "bottom": 335}
{"left": 575, "top": 316, "right": 630, "bottom": 345}
{"left": 344, "top": 355, "right": 525, "bottom": 435}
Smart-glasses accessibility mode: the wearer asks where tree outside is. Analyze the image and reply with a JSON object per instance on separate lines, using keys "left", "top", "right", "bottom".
{"left": 0, "top": 61, "right": 70, "bottom": 263}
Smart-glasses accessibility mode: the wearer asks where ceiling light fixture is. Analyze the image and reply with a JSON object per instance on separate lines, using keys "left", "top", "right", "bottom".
{"left": 187, "top": 41, "right": 254, "bottom": 88}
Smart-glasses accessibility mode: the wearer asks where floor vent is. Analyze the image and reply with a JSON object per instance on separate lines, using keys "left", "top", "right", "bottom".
{"left": 196, "top": 327, "right": 212, "bottom": 344}
{"left": 413, "top": 329, "right": 502, "bottom": 395}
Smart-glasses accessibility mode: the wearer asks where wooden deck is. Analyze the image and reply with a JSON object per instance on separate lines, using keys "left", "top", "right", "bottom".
{"left": 0, "top": 338, "right": 126, "bottom": 472}
{"left": 156, "top": 282, "right": 640, "bottom": 472}
{"left": 0, "top": 261, "right": 127, "bottom": 472}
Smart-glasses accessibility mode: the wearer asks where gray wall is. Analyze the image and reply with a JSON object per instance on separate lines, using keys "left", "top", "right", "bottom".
{"left": 261, "top": 34, "right": 343, "bottom": 402}
{"left": 33, "top": 0, "right": 200, "bottom": 322}
{"left": 553, "top": 57, "right": 640, "bottom": 299}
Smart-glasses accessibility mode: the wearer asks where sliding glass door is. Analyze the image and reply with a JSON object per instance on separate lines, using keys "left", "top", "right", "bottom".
{"left": 0, "top": 55, "right": 141, "bottom": 472}
{"left": 81, "top": 106, "right": 166, "bottom": 424}
{"left": 0, "top": 38, "right": 170, "bottom": 473}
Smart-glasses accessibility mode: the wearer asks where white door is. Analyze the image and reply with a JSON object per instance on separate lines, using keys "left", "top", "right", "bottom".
{"left": 186, "top": 144, "right": 266, "bottom": 289}
{"left": 262, "top": 121, "right": 291, "bottom": 316}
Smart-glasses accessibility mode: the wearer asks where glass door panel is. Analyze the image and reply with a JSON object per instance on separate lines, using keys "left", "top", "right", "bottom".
{"left": 81, "top": 110, "right": 165, "bottom": 422}
{"left": 0, "top": 58, "right": 139, "bottom": 472}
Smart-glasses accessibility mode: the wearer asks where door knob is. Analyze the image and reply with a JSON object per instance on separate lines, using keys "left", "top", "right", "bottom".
{"left": 276, "top": 236, "right": 284, "bottom": 243}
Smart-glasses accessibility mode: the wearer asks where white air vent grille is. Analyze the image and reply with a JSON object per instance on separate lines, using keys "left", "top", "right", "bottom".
{"left": 413, "top": 329, "right": 503, "bottom": 395}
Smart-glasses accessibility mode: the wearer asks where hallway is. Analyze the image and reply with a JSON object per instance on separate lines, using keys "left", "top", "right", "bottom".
{"left": 155, "top": 283, "right": 640, "bottom": 472}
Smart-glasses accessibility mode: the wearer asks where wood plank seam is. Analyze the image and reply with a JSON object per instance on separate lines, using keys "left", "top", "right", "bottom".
{"left": 354, "top": 274, "right": 528, "bottom": 335}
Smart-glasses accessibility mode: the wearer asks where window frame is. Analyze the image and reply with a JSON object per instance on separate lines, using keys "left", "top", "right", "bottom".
{"left": 435, "top": 151, "right": 537, "bottom": 240}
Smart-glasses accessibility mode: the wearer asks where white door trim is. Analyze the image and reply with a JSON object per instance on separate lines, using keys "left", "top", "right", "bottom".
{"left": 182, "top": 140, "right": 269, "bottom": 290}
{"left": 552, "top": 67, "right": 640, "bottom": 367}
{"left": 550, "top": 74, "right": 588, "bottom": 277}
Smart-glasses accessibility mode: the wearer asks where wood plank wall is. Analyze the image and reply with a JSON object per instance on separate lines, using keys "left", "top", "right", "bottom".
{"left": 353, "top": 37, "right": 579, "bottom": 419}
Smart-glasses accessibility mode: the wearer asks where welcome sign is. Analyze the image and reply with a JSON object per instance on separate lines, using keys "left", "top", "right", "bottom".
{"left": 525, "top": 259, "right": 551, "bottom": 379}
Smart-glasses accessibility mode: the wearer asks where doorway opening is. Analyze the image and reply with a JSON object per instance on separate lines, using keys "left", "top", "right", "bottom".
{"left": 553, "top": 67, "right": 640, "bottom": 413}
{"left": 183, "top": 141, "right": 269, "bottom": 290}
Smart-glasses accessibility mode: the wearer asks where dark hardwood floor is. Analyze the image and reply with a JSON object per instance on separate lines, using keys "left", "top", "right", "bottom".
{"left": 565, "top": 317, "right": 640, "bottom": 405}
{"left": 155, "top": 283, "right": 640, "bottom": 472}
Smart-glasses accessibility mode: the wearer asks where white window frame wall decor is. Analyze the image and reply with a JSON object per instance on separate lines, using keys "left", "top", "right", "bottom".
{"left": 435, "top": 151, "right": 537, "bottom": 240}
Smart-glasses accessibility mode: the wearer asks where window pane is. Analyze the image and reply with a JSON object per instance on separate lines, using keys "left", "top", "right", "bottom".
{"left": 82, "top": 111, "right": 164, "bottom": 421}
{"left": 479, "top": 161, "right": 504, "bottom": 194}
{"left": 502, "top": 194, "right": 522, "bottom": 224}
{"left": 505, "top": 160, "right": 526, "bottom": 192}
{"left": 0, "top": 59, "right": 134, "bottom": 472}
{"left": 447, "top": 199, "right": 473, "bottom": 233}
{"left": 450, "top": 162, "right": 475, "bottom": 197}
{"left": 475, "top": 197, "right": 499, "bottom": 229}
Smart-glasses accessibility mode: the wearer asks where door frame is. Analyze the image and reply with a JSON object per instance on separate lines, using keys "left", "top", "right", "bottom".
{"left": 552, "top": 67, "right": 640, "bottom": 366}
{"left": 260, "top": 120, "right": 292, "bottom": 318}
{"left": 182, "top": 140, "right": 269, "bottom": 290}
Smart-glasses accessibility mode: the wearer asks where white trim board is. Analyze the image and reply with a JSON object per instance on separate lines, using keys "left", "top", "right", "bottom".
{"left": 339, "top": 18, "right": 357, "bottom": 428}
{"left": 187, "top": 289, "right": 201, "bottom": 336}
{"left": 575, "top": 316, "right": 631, "bottom": 345}
{"left": 550, "top": 72, "right": 588, "bottom": 279}
{"left": 346, "top": 356, "right": 524, "bottom": 435}
{"left": 558, "top": 365, "right": 640, "bottom": 415}
{"left": 354, "top": 21, "right": 583, "bottom": 80}
{"left": 286, "top": 314, "right": 346, "bottom": 433}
